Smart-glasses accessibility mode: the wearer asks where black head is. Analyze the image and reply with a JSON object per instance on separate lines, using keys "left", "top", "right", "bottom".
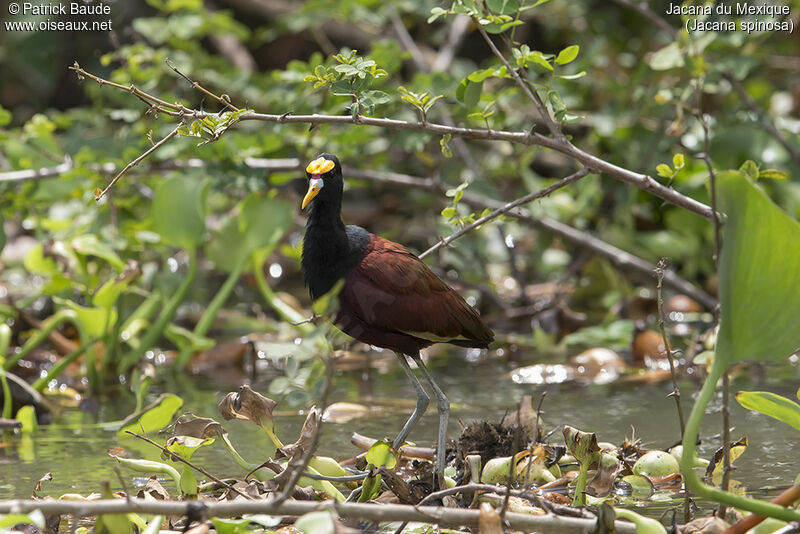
{"left": 301, "top": 153, "right": 343, "bottom": 210}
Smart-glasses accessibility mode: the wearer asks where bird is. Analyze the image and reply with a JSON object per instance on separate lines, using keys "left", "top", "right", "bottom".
{"left": 300, "top": 153, "right": 494, "bottom": 479}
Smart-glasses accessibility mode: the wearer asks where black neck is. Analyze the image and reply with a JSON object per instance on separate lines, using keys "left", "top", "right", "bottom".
{"left": 302, "top": 194, "right": 351, "bottom": 298}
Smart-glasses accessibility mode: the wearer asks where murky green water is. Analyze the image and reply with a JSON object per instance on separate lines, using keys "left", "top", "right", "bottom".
{"left": 2, "top": 351, "right": 798, "bottom": 519}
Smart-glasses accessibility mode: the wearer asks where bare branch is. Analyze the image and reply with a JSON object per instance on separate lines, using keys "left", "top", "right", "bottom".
{"left": 419, "top": 167, "right": 593, "bottom": 259}
{"left": 0, "top": 497, "right": 638, "bottom": 533}
{"left": 68, "top": 66, "right": 715, "bottom": 220}
{"left": 165, "top": 58, "right": 240, "bottom": 112}
{"left": 94, "top": 124, "right": 183, "bottom": 200}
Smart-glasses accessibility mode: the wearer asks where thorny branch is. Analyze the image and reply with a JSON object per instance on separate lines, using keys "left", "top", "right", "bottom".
{"left": 66, "top": 64, "right": 715, "bottom": 220}
{"left": 419, "top": 167, "right": 593, "bottom": 259}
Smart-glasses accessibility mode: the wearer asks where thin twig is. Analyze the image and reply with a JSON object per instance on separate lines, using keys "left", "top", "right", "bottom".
{"left": 95, "top": 125, "right": 182, "bottom": 200}
{"left": 124, "top": 430, "right": 253, "bottom": 500}
{"left": 656, "top": 258, "right": 689, "bottom": 523}
{"left": 655, "top": 259, "right": 686, "bottom": 437}
{"left": 419, "top": 167, "right": 592, "bottom": 259}
{"left": 475, "top": 22, "right": 563, "bottom": 141}
{"left": 165, "top": 58, "right": 240, "bottom": 112}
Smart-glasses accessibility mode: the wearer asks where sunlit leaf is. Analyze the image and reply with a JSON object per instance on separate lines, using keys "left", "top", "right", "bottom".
{"left": 366, "top": 440, "right": 397, "bottom": 468}
{"left": 118, "top": 393, "right": 184, "bottom": 436}
{"left": 715, "top": 172, "right": 800, "bottom": 367}
{"left": 555, "top": 45, "right": 579, "bottom": 65}
{"left": 735, "top": 391, "right": 800, "bottom": 431}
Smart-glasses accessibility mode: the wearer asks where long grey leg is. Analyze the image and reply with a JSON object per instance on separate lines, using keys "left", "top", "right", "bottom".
{"left": 393, "top": 352, "right": 430, "bottom": 450}
{"left": 415, "top": 356, "right": 450, "bottom": 479}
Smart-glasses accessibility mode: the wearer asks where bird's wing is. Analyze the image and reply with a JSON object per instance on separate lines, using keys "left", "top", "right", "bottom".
{"left": 340, "top": 235, "right": 493, "bottom": 344}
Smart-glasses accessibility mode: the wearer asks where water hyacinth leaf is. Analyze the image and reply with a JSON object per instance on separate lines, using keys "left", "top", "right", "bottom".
{"left": 165, "top": 435, "right": 215, "bottom": 461}
{"left": 71, "top": 234, "right": 125, "bottom": 271}
{"left": 206, "top": 194, "right": 293, "bottom": 273}
{"left": 715, "top": 172, "right": 800, "bottom": 367}
{"left": 164, "top": 323, "right": 214, "bottom": 353}
{"left": 614, "top": 507, "right": 668, "bottom": 534}
{"left": 293, "top": 510, "right": 336, "bottom": 534}
{"left": 173, "top": 413, "right": 225, "bottom": 438}
{"left": 152, "top": 176, "right": 209, "bottom": 251}
{"left": 218, "top": 385, "right": 282, "bottom": 447}
{"left": 708, "top": 436, "right": 748, "bottom": 485}
{"left": 366, "top": 440, "right": 397, "bottom": 469}
{"left": 118, "top": 393, "right": 184, "bottom": 436}
{"left": 211, "top": 516, "right": 281, "bottom": 534}
{"left": 109, "top": 454, "right": 182, "bottom": 490}
{"left": 735, "top": 391, "right": 800, "bottom": 431}
{"left": 64, "top": 300, "right": 117, "bottom": 338}
{"left": 16, "top": 405, "right": 37, "bottom": 433}
{"left": 0, "top": 510, "right": 45, "bottom": 529}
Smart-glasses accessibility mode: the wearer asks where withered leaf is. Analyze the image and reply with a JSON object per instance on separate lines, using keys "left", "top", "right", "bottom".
{"left": 137, "top": 475, "right": 170, "bottom": 501}
{"left": 173, "top": 412, "right": 225, "bottom": 439}
{"left": 277, "top": 406, "right": 321, "bottom": 460}
{"left": 218, "top": 385, "right": 277, "bottom": 431}
{"left": 587, "top": 451, "right": 622, "bottom": 497}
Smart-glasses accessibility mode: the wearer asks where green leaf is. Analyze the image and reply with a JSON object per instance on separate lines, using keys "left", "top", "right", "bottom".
{"left": 93, "top": 276, "right": 131, "bottom": 311}
{"left": 0, "top": 105, "right": 11, "bottom": 127}
{"left": 164, "top": 323, "right": 214, "bottom": 353}
{"left": 673, "top": 153, "right": 685, "bottom": 169}
{"left": 735, "top": 391, "right": 800, "bottom": 432}
{"left": 16, "top": 405, "right": 38, "bottom": 433}
{"left": 656, "top": 164, "right": 673, "bottom": 178}
{"left": 715, "top": 172, "right": 800, "bottom": 367}
{"left": 365, "top": 440, "right": 397, "bottom": 468}
{"left": 555, "top": 45, "right": 579, "bottom": 65}
{"left": 758, "top": 169, "right": 788, "bottom": 180}
{"left": 739, "top": 160, "right": 759, "bottom": 181}
{"left": 118, "top": 393, "right": 184, "bottom": 436}
{"left": 64, "top": 300, "right": 117, "bottom": 338}
{"left": 152, "top": 176, "right": 209, "bottom": 251}
{"left": 649, "top": 42, "right": 684, "bottom": 71}
{"left": 440, "top": 134, "right": 453, "bottom": 158}
{"left": 294, "top": 510, "right": 336, "bottom": 534}
{"left": 0, "top": 510, "right": 45, "bottom": 529}
{"left": 457, "top": 79, "right": 483, "bottom": 108}
{"left": 527, "top": 52, "right": 554, "bottom": 73}
{"left": 71, "top": 234, "right": 125, "bottom": 271}
{"left": 441, "top": 206, "right": 457, "bottom": 218}
{"left": 487, "top": 0, "right": 519, "bottom": 15}
{"left": 206, "top": 194, "right": 293, "bottom": 273}
{"left": 467, "top": 67, "right": 499, "bottom": 83}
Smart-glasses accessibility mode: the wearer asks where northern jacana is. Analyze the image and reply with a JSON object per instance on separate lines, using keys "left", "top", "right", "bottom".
{"left": 300, "top": 153, "right": 494, "bottom": 476}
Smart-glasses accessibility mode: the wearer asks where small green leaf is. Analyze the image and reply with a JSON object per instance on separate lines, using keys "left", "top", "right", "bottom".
{"left": 118, "top": 393, "right": 184, "bottom": 436}
{"left": 440, "top": 134, "right": 453, "bottom": 158}
{"left": 441, "top": 207, "right": 457, "bottom": 218}
{"left": 649, "top": 42, "right": 684, "bottom": 71}
{"left": 673, "top": 153, "right": 685, "bottom": 169}
{"left": 487, "top": 0, "right": 519, "bottom": 15}
{"left": 555, "top": 45, "right": 579, "bottom": 65}
{"left": 457, "top": 79, "right": 483, "bottom": 108}
{"left": 738, "top": 160, "right": 759, "bottom": 181}
{"left": 366, "top": 440, "right": 397, "bottom": 468}
{"left": 656, "top": 164, "right": 673, "bottom": 178}
{"left": 758, "top": 169, "right": 788, "bottom": 180}
{"left": 71, "top": 234, "right": 125, "bottom": 271}
{"left": 735, "top": 391, "right": 800, "bottom": 431}
{"left": 527, "top": 52, "right": 554, "bottom": 72}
